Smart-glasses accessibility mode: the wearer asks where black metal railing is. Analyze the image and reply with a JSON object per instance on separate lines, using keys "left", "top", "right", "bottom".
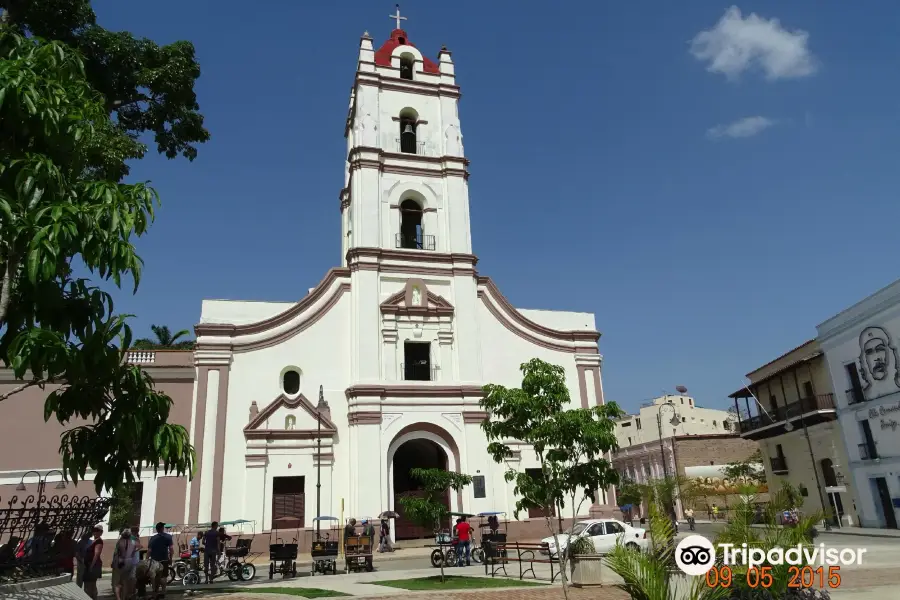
{"left": 0, "top": 493, "right": 111, "bottom": 583}
{"left": 395, "top": 233, "right": 436, "bottom": 251}
{"left": 770, "top": 457, "right": 788, "bottom": 473}
{"left": 846, "top": 388, "right": 866, "bottom": 406}
{"left": 402, "top": 362, "right": 434, "bottom": 381}
{"left": 739, "top": 394, "right": 836, "bottom": 434}
{"left": 859, "top": 443, "right": 877, "bottom": 460}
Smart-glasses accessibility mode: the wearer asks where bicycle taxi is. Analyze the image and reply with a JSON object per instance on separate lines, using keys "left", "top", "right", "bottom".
{"left": 344, "top": 517, "right": 374, "bottom": 573}
{"left": 310, "top": 516, "right": 339, "bottom": 575}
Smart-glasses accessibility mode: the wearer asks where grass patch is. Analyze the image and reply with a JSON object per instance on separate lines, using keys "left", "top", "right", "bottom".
{"left": 372, "top": 575, "right": 544, "bottom": 591}
{"left": 222, "top": 587, "right": 350, "bottom": 598}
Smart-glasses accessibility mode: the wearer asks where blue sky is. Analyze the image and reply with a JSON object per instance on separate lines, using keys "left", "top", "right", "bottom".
{"left": 91, "top": 0, "right": 900, "bottom": 414}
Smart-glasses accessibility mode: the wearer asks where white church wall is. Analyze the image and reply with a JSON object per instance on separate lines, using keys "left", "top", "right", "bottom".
{"left": 476, "top": 302, "right": 583, "bottom": 404}
{"left": 378, "top": 89, "right": 442, "bottom": 156}
{"left": 216, "top": 292, "right": 352, "bottom": 526}
{"left": 517, "top": 309, "right": 596, "bottom": 332}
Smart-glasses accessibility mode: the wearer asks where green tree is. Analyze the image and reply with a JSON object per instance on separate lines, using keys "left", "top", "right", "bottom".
{"left": 134, "top": 325, "right": 194, "bottom": 350}
{"left": 722, "top": 448, "right": 766, "bottom": 484}
{"left": 480, "top": 358, "right": 622, "bottom": 599}
{"left": 1, "top": 0, "right": 210, "bottom": 176}
{"left": 0, "top": 26, "right": 194, "bottom": 492}
{"left": 107, "top": 483, "right": 138, "bottom": 531}
{"left": 617, "top": 478, "right": 643, "bottom": 508}
{"left": 397, "top": 468, "right": 472, "bottom": 583}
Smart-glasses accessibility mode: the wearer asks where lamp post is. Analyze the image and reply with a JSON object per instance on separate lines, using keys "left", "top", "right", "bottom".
{"left": 316, "top": 385, "right": 323, "bottom": 540}
{"left": 784, "top": 412, "right": 832, "bottom": 531}
{"left": 656, "top": 400, "right": 681, "bottom": 520}
{"left": 16, "top": 470, "right": 66, "bottom": 504}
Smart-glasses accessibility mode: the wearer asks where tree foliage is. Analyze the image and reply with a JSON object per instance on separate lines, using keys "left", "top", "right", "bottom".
{"left": 134, "top": 325, "right": 194, "bottom": 350}
{"left": 1, "top": 0, "right": 210, "bottom": 177}
{"left": 480, "top": 358, "right": 622, "bottom": 598}
{"left": 0, "top": 25, "right": 194, "bottom": 492}
{"left": 397, "top": 467, "right": 472, "bottom": 582}
{"left": 107, "top": 482, "right": 137, "bottom": 531}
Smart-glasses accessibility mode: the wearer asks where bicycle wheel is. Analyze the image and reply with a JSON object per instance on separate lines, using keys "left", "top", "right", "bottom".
{"left": 239, "top": 563, "right": 257, "bottom": 581}
{"left": 430, "top": 548, "right": 444, "bottom": 568}
{"left": 445, "top": 548, "right": 457, "bottom": 567}
{"left": 174, "top": 561, "right": 189, "bottom": 580}
{"left": 168, "top": 566, "right": 176, "bottom": 583}
{"left": 471, "top": 547, "right": 484, "bottom": 564}
{"left": 183, "top": 571, "right": 200, "bottom": 586}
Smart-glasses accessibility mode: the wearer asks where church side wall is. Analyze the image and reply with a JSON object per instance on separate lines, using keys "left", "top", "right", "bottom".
{"left": 217, "top": 292, "right": 352, "bottom": 530}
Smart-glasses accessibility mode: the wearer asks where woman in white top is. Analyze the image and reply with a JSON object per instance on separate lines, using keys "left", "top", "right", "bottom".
{"left": 112, "top": 529, "right": 137, "bottom": 600}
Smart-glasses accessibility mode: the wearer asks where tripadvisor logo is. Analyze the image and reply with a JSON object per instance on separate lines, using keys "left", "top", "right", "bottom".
{"left": 675, "top": 535, "right": 867, "bottom": 576}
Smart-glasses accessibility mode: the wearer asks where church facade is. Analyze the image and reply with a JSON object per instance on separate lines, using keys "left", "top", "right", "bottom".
{"left": 0, "top": 22, "right": 612, "bottom": 541}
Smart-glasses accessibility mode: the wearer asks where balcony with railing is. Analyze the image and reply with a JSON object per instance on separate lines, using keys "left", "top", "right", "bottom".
{"left": 395, "top": 233, "right": 436, "bottom": 251}
{"left": 738, "top": 393, "right": 836, "bottom": 439}
{"left": 395, "top": 138, "right": 428, "bottom": 156}
{"left": 401, "top": 362, "right": 435, "bottom": 382}
{"left": 858, "top": 443, "right": 877, "bottom": 460}
{"left": 770, "top": 456, "right": 789, "bottom": 474}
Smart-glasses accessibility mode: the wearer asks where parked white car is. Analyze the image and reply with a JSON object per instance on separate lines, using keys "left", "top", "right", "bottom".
{"left": 541, "top": 519, "right": 647, "bottom": 557}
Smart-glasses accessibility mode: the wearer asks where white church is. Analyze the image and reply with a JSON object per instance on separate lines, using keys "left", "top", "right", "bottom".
{"left": 187, "top": 14, "right": 613, "bottom": 540}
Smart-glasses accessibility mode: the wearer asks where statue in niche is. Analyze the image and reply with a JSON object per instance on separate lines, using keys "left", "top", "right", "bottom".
{"left": 411, "top": 285, "right": 422, "bottom": 306}
{"left": 285, "top": 415, "right": 296, "bottom": 430}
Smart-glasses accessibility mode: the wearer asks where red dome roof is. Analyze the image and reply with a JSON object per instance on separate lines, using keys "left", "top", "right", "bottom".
{"left": 374, "top": 29, "right": 440, "bottom": 74}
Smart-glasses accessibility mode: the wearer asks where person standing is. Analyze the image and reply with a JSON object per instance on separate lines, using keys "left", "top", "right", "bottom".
{"left": 712, "top": 504, "right": 719, "bottom": 522}
{"left": 685, "top": 507, "right": 695, "bottom": 531}
{"left": 81, "top": 525, "right": 104, "bottom": 600}
{"left": 453, "top": 517, "right": 472, "bottom": 567}
{"left": 74, "top": 531, "right": 92, "bottom": 588}
{"left": 189, "top": 531, "right": 201, "bottom": 571}
{"left": 202, "top": 521, "right": 219, "bottom": 583}
{"left": 113, "top": 529, "right": 137, "bottom": 600}
{"left": 147, "top": 522, "right": 173, "bottom": 599}
{"left": 343, "top": 518, "right": 357, "bottom": 550}
{"left": 377, "top": 519, "right": 392, "bottom": 553}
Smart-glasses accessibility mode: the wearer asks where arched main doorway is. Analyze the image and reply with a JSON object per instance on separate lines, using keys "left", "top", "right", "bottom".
{"left": 392, "top": 438, "right": 449, "bottom": 539}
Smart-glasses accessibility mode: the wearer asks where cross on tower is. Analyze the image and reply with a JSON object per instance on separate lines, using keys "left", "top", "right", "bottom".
{"left": 389, "top": 4, "right": 407, "bottom": 30}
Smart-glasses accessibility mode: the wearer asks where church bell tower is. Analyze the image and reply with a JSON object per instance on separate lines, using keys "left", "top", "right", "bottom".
{"left": 341, "top": 7, "right": 471, "bottom": 264}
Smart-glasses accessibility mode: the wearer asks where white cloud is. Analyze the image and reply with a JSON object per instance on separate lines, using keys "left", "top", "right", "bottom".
{"left": 707, "top": 116, "right": 776, "bottom": 140}
{"left": 690, "top": 6, "right": 818, "bottom": 81}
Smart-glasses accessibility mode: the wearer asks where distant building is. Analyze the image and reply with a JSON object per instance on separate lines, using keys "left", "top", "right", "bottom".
{"left": 613, "top": 395, "right": 756, "bottom": 520}
{"left": 615, "top": 395, "right": 735, "bottom": 448}
{"left": 817, "top": 278, "right": 900, "bottom": 529}
{"left": 729, "top": 339, "right": 858, "bottom": 527}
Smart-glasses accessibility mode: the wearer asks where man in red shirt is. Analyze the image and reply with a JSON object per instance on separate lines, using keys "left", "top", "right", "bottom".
{"left": 453, "top": 517, "right": 472, "bottom": 567}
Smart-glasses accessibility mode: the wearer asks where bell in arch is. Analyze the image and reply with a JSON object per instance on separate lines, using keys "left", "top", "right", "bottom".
{"left": 403, "top": 123, "right": 415, "bottom": 134}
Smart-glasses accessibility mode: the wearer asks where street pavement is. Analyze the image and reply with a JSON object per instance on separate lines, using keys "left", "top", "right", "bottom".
{"left": 96, "top": 526, "right": 900, "bottom": 599}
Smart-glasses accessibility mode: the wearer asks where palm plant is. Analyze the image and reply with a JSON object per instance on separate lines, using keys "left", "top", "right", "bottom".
{"left": 133, "top": 324, "right": 194, "bottom": 350}
{"left": 605, "top": 502, "right": 730, "bottom": 600}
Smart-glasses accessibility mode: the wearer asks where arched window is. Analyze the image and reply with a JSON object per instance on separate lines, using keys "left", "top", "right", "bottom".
{"left": 399, "top": 53, "right": 414, "bottom": 80}
{"left": 284, "top": 415, "right": 296, "bottom": 430}
{"left": 399, "top": 199, "right": 423, "bottom": 249}
{"left": 399, "top": 117, "right": 417, "bottom": 154}
{"left": 282, "top": 369, "right": 300, "bottom": 395}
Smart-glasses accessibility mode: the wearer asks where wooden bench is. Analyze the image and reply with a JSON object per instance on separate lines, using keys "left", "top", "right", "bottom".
{"left": 482, "top": 541, "right": 560, "bottom": 583}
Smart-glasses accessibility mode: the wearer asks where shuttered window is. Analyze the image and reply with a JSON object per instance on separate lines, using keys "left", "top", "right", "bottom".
{"left": 272, "top": 476, "right": 305, "bottom": 529}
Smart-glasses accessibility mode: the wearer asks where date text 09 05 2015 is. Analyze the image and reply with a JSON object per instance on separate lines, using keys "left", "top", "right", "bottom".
{"left": 706, "top": 566, "right": 841, "bottom": 589}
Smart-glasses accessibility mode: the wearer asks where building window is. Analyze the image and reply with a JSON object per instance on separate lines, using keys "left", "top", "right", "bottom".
{"left": 680, "top": 398, "right": 684, "bottom": 404}
{"left": 636, "top": 418, "right": 641, "bottom": 430}
{"left": 399, "top": 53, "right": 414, "bottom": 80}
{"left": 272, "top": 476, "right": 305, "bottom": 529}
{"left": 399, "top": 199, "right": 424, "bottom": 249}
{"left": 713, "top": 420, "right": 717, "bottom": 427}
{"left": 403, "top": 341, "right": 431, "bottom": 381}
{"left": 282, "top": 370, "right": 301, "bottom": 395}
{"left": 621, "top": 421, "right": 632, "bottom": 428}
{"left": 769, "top": 394, "right": 778, "bottom": 414}
{"left": 681, "top": 417, "right": 686, "bottom": 423}
{"left": 689, "top": 398, "right": 693, "bottom": 406}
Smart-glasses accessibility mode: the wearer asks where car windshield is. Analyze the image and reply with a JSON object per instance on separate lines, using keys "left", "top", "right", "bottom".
{"left": 567, "top": 522, "right": 589, "bottom": 536}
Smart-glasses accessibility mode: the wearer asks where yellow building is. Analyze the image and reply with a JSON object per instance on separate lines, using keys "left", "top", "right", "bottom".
{"left": 729, "top": 339, "right": 859, "bottom": 525}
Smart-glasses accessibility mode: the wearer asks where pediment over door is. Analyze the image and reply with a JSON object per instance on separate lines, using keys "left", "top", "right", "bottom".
{"left": 244, "top": 393, "right": 337, "bottom": 440}
{"left": 380, "top": 279, "right": 454, "bottom": 317}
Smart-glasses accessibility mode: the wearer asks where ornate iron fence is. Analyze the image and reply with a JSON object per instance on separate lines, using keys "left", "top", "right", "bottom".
{"left": 0, "top": 492, "right": 111, "bottom": 583}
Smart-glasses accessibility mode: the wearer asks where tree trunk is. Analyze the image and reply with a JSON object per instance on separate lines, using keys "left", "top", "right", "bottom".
{"left": 547, "top": 516, "right": 570, "bottom": 600}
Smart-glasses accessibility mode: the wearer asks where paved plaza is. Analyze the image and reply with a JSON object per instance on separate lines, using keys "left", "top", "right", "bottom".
{"left": 94, "top": 526, "right": 900, "bottom": 599}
